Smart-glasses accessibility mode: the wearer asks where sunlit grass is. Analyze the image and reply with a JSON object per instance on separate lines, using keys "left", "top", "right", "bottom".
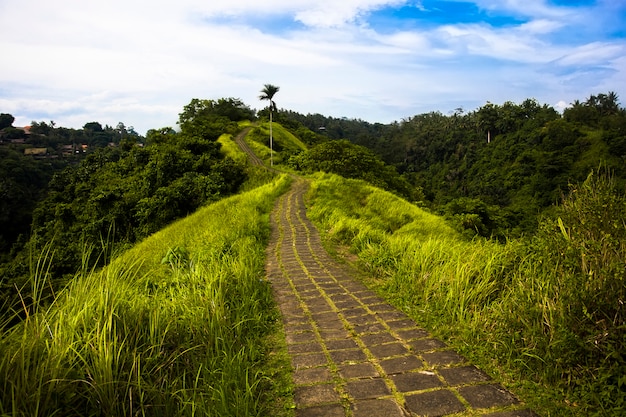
{"left": 0, "top": 174, "right": 292, "bottom": 416}
{"left": 304, "top": 172, "right": 617, "bottom": 416}
{"left": 247, "top": 123, "right": 307, "bottom": 166}
{"left": 218, "top": 132, "right": 248, "bottom": 165}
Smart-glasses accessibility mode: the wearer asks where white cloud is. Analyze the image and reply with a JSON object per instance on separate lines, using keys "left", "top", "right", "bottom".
{"left": 468, "top": 0, "right": 576, "bottom": 19}
{"left": 0, "top": 0, "right": 624, "bottom": 133}
{"left": 554, "top": 42, "right": 625, "bottom": 67}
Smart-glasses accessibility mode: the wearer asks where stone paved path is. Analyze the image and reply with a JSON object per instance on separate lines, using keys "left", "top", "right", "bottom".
{"left": 266, "top": 179, "right": 539, "bottom": 417}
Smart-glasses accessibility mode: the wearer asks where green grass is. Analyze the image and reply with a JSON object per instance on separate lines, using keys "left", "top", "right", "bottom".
{"left": 0, "top": 174, "right": 293, "bottom": 417}
{"left": 218, "top": 133, "right": 248, "bottom": 165}
{"left": 246, "top": 122, "right": 307, "bottom": 167}
{"left": 305, "top": 172, "right": 625, "bottom": 416}
{"left": 218, "top": 129, "right": 281, "bottom": 192}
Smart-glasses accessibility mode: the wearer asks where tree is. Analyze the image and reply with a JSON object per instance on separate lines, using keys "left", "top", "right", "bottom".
{"left": 83, "top": 121, "right": 103, "bottom": 132}
{"left": 259, "top": 84, "right": 280, "bottom": 166}
{"left": 0, "top": 113, "right": 14, "bottom": 130}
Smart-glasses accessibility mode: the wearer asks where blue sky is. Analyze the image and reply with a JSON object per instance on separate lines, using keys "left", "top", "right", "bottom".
{"left": 0, "top": 0, "right": 624, "bottom": 133}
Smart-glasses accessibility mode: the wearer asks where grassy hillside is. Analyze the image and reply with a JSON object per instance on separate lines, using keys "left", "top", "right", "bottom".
{"left": 0, "top": 175, "right": 293, "bottom": 416}
{"left": 245, "top": 122, "right": 308, "bottom": 166}
{"left": 305, "top": 172, "right": 625, "bottom": 416}
{"left": 218, "top": 125, "right": 280, "bottom": 191}
{"left": 2, "top": 103, "right": 623, "bottom": 416}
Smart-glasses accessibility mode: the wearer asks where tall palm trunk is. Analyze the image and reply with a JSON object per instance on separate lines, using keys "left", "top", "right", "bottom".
{"left": 259, "top": 84, "right": 280, "bottom": 167}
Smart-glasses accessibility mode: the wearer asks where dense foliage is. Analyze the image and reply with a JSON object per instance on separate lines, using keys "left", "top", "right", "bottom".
{"left": 0, "top": 117, "right": 142, "bottom": 261}
{"left": 0, "top": 147, "right": 62, "bottom": 261}
{"left": 0, "top": 98, "right": 251, "bottom": 319}
{"left": 0, "top": 175, "right": 292, "bottom": 416}
{"left": 289, "top": 93, "right": 626, "bottom": 238}
{"left": 288, "top": 139, "right": 421, "bottom": 201}
{"left": 306, "top": 172, "right": 626, "bottom": 415}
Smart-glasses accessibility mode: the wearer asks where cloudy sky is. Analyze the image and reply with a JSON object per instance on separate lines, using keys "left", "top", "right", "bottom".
{"left": 1, "top": 0, "right": 625, "bottom": 134}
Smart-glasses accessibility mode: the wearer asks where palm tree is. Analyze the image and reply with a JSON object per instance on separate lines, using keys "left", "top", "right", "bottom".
{"left": 259, "top": 84, "right": 280, "bottom": 166}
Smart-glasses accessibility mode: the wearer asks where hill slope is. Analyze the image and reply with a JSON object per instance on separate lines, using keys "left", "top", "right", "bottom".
{"left": 0, "top": 174, "right": 292, "bottom": 416}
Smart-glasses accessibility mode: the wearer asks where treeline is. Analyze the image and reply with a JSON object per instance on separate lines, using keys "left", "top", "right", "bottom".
{"left": 0, "top": 116, "right": 142, "bottom": 263}
{"left": 3, "top": 92, "right": 624, "bottom": 319}
{"left": 287, "top": 92, "right": 626, "bottom": 238}
{"left": 0, "top": 98, "right": 254, "bottom": 319}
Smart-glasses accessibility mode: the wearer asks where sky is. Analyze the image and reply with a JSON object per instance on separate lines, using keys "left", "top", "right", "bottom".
{"left": 1, "top": 0, "right": 625, "bottom": 134}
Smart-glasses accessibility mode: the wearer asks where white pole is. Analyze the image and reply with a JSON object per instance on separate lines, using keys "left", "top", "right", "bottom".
{"left": 270, "top": 110, "right": 273, "bottom": 166}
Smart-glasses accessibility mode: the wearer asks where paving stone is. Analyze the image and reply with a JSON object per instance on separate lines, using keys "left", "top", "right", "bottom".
{"left": 329, "top": 293, "right": 354, "bottom": 303}
{"left": 293, "top": 367, "right": 333, "bottom": 385}
{"left": 405, "top": 389, "right": 466, "bottom": 416}
{"left": 286, "top": 331, "right": 316, "bottom": 344}
{"left": 324, "top": 287, "right": 347, "bottom": 295}
{"left": 319, "top": 329, "right": 351, "bottom": 339}
{"left": 351, "top": 398, "right": 405, "bottom": 417}
{"left": 352, "top": 289, "right": 377, "bottom": 298}
{"left": 296, "top": 403, "right": 345, "bottom": 417}
{"left": 298, "top": 287, "right": 320, "bottom": 296}
{"left": 438, "top": 365, "right": 491, "bottom": 386}
{"left": 334, "top": 300, "right": 362, "bottom": 310}
{"left": 287, "top": 322, "right": 315, "bottom": 333}
{"left": 353, "top": 323, "right": 388, "bottom": 334}
{"left": 267, "top": 181, "right": 537, "bottom": 417}
{"left": 294, "top": 384, "right": 340, "bottom": 406}
{"left": 280, "top": 300, "right": 303, "bottom": 311}
{"left": 422, "top": 350, "right": 466, "bottom": 367}
{"left": 457, "top": 384, "right": 519, "bottom": 409}
{"left": 329, "top": 349, "right": 367, "bottom": 363}
{"left": 341, "top": 282, "right": 368, "bottom": 292}
{"left": 385, "top": 318, "right": 418, "bottom": 330}
{"left": 370, "top": 304, "right": 397, "bottom": 313}
{"left": 409, "top": 338, "right": 447, "bottom": 352}
{"left": 375, "top": 310, "right": 409, "bottom": 322}
{"left": 325, "top": 339, "right": 359, "bottom": 350}
{"left": 342, "top": 307, "right": 368, "bottom": 318}
{"left": 345, "top": 378, "right": 391, "bottom": 399}
{"left": 368, "top": 342, "right": 409, "bottom": 359}
{"left": 305, "top": 301, "right": 333, "bottom": 311}
{"left": 339, "top": 362, "right": 380, "bottom": 379}
{"left": 319, "top": 283, "right": 341, "bottom": 291}
{"left": 283, "top": 316, "right": 309, "bottom": 326}
{"left": 379, "top": 355, "right": 424, "bottom": 374}
{"left": 292, "top": 353, "right": 328, "bottom": 369}
{"left": 360, "top": 332, "right": 397, "bottom": 346}
{"left": 346, "top": 314, "right": 378, "bottom": 326}
{"left": 315, "top": 319, "right": 346, "bottom": 331}
{"left": 288, "top": 342, "right": 324, "bottom": 355}
{"left": 311, "top": 311, "right": 340, "bottom": 322}
{"left": 391, "top": 371, "right": 443, "bottom": 392}
{"left": 394, "top": 328, "right": 430, "bottom": 341}
{"left": 360, "top": 296, "right": 386, "bottom": 305}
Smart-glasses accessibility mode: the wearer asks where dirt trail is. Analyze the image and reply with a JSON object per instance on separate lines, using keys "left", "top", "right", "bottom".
{"left": 265, "top": 179, "right": 538, "bottom": 417}
{"left": 233, "top": 127, "right": 265, "bottom": 166}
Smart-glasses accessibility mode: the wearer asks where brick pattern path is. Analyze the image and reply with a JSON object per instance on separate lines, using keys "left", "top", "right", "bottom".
{"left": 266, "top": 180, "right": 539, "bottom": 417}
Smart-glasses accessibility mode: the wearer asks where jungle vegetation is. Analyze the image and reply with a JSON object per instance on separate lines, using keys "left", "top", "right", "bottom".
{"left": 0, "top": 91, "right": 624, "bottom": 415}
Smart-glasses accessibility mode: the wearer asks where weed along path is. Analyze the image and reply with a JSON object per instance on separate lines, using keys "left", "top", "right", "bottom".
{"left": 265, "top": 179, "right": 538, "bottom": 417}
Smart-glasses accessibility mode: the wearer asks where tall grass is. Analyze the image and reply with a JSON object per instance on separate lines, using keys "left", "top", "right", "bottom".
{"left": 0, "top": 174, "right": 292, "bottom": 416}
{"left": 218, "top": 133, "right": 248, "bottom": 165}
{"left": 306, "top": 172, "right": 625, "bottom": 415}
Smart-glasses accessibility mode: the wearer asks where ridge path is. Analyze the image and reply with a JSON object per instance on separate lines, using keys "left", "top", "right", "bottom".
{"left": 265, "top": 179, "right": 538, "bottom": 417}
